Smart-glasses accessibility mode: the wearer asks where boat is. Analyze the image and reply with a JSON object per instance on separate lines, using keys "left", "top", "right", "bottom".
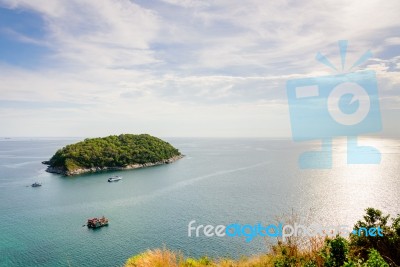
{"left": 87, "top": 216, "right": 109, "bottom": 228}
{"left": 108, "top": 176, "right": 122, "bottom": 182}
{"left": 31, "top": 182, "right": 42, "bottom": 187}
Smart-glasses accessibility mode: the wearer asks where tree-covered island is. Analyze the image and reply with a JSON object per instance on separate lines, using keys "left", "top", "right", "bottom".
{"left": 42, "top": 134, "right": 183, "bottom": 176}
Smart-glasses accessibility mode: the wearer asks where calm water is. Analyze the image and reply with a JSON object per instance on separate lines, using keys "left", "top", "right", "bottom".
{"left": 0, "top": 137, "right": 399, "bottom": 267}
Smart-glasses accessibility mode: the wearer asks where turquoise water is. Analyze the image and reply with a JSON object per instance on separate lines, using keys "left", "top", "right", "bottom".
{"left": 0, "top": 137, "right": 399, "bottom": 266}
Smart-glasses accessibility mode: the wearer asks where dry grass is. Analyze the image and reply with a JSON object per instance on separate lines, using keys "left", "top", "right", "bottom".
{"left": 124, "top": 249, "right": 275, "bottom": 267}
{"left": 125, "top": 247, "right": 184, "bottom": 267}
{"left": 124, "top": 241, "right": 327, "bottom": 267}
{"left": 125, "top": 211, "right": 334, "bottom": 267}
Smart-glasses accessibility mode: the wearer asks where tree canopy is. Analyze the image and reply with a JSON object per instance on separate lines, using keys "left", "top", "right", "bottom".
{"left": 48, "top": 134, "right": 181, "bottom": 172}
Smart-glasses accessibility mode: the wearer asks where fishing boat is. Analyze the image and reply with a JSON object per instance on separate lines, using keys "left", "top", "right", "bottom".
{"left": 108, "top": 176, "right": 122, "bottom": 182}
{"left": 31, "top": 182, "right": 42, "bottom": 187}
{"left": 87, "top": 216, "right": 109, "bottom": 228}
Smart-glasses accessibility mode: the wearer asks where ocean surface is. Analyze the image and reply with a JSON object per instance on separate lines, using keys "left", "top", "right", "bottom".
{"left": 0, "top": 137, "right": 399, "bottom": 267}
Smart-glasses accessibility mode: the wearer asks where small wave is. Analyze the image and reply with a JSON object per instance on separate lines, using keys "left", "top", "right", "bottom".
{"left": 1, "top": 161, "right": 38, "bottom": 168}
{"left": 109, "top": 160, "right": 271, "bottom": 208}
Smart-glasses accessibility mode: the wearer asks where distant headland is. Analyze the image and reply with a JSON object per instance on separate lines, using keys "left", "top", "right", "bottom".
{"left": 42, "top": 134, "right": 183, "bottom": 176}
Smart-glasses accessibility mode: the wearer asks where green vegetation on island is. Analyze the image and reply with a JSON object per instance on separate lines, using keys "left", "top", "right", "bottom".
{"left": 125, "top": 208, "right": 400, "bottom": 267}
{"left": 43, "top": 134, "right": 182, "bottom": 176}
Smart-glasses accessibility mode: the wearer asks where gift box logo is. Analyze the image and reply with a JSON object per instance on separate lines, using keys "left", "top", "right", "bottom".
{"left": 286, "top": 41, "right": 382, "bottom": 169}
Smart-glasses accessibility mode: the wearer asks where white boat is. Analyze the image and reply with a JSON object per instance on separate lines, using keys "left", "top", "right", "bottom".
{"left": 108, "top": 176, "right": 122, "bottom": 182}
{"left": 31, "top": 182, "right": 42, "bottom": 187}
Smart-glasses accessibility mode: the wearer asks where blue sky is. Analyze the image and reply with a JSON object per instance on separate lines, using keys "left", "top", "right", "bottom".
{"left": 0, "top": 0, "right": 399, "bottom": 137}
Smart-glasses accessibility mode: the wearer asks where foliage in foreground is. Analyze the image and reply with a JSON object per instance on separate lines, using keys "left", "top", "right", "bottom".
{"left": 48, "top": 134, "right": 181, "bottom": 171}
{"left": 125, "top": 208, "right": 400, "bottom": 267}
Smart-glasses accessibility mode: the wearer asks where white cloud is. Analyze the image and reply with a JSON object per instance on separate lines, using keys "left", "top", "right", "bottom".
{"left": 1, "top": 0, "right": 161, "bottom": 68}
{"left": 1, "top": 0, "right": 65, "bottom": 17}
{"left": 0, "top": 0, "right": 399, "bottom": 136}
{"left": 384, "top": 37, "right": 400, "bottom": 46}
{"left": 160, "top": 0, "right": 208, "bottom": 8}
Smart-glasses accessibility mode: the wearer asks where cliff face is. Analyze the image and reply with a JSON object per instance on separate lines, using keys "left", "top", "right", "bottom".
{"left": 43, "top": 155, "right": 183, "bottom": 176}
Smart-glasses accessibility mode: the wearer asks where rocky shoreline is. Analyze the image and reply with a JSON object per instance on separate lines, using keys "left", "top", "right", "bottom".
{"left": 42, "top": 155, "right": 184, "bottom": 176}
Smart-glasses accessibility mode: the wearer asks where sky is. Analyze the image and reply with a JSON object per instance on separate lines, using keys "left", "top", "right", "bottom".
{"left": 0, "top": 0, "right": 399, "bottom": 137}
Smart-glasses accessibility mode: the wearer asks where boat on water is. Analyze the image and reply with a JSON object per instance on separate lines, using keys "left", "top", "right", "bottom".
{"left": 87, "top": 216, "right": 109, "bottom": 228}
{"left": 108, "top": 176, "right": 122, "bottom": 182}
{"left": 31, "top": 182, "right": 42, "bottom": 187}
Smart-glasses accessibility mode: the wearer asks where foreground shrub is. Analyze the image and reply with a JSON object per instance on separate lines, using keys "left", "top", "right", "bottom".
{"left": 320, "top": 236, "right": 349, "bottom": 267}
{"left": 349, "top": 208, "right": 400, "bottom": 265}
{"left": 363, "top": 249, "right": 389, "bottom": 267}
{"left": 185, "top": 256, "right": 212, "bottom": 266}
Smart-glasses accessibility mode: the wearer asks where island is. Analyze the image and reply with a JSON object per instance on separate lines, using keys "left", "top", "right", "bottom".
{"left": 42, "top": 134, "right": 183, "bottom": 176}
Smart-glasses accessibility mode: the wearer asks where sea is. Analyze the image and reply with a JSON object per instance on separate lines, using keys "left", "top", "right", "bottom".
{"left": 0, "top": 137, "right": 399, "bottom": 267}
